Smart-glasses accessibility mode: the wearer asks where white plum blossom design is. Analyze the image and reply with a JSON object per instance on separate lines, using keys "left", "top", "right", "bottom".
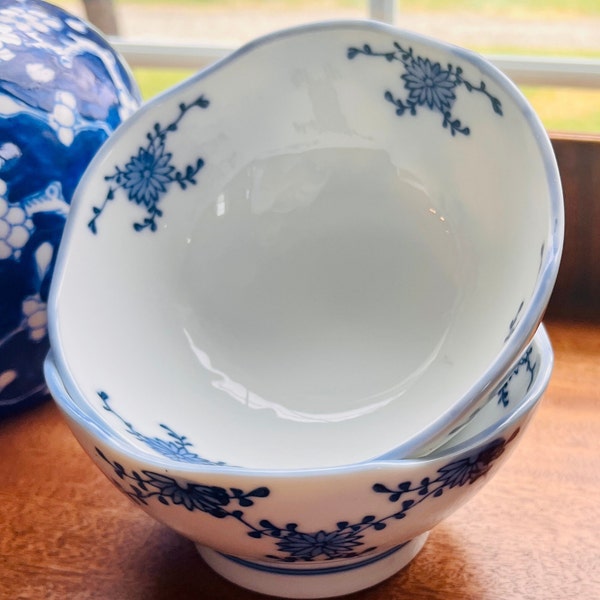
{"left": 0, "top": 0, "right": 141, "bottom": 414}
{"left": 22, "top": 294, "right": 46, "bottom": 341}
{"left": 0, "top": 4, "right": 62, "bottom": 55}
{"left": 0, "top": 190, "right": 34, "bottom": 260}
{"left": 49, "top": 90, "right": 78, "bottom": 146}
{"left": 0, "top": 21, "right": 20, "bottom": 60}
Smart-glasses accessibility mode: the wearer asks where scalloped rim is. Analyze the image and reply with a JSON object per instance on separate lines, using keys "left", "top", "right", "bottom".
{"left": 47, "top": 19, "right": 563, "bottom": 466}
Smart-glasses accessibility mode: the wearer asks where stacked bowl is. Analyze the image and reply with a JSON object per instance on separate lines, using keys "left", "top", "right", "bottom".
{"left": 45, "top": 21, "right": 563, "bottom": 598}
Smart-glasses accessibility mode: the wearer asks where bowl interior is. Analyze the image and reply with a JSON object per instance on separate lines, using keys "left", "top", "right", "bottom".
{"left": 45, "top": 323, "right": 552, "bottom": 473}
{"left": 49, "top": 21, "right": 562, "bottom": 469}
{"left": 426, "top": 323, "right": 552, "bottom": 456}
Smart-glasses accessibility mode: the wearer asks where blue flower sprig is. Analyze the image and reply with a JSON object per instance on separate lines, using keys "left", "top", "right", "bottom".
{"left": 97, "top": 446, "right": 269, "bottom": 514}
{"left": 95, "top": 429, "right": 517, "bottom": 563}
{"left": 347, "top": 42, "right": 502, "bottom": 136}
{"left": 373, "top": 429, "right": 518, "bottom": 507}
{"left": 496, "top": 347, "right": 537, "bottom": 408}
{"left": 97, "top": 390, "right": 223, "bottom": 465}
{"left": 88, "top": 95, "right": 210, "bottom": 234}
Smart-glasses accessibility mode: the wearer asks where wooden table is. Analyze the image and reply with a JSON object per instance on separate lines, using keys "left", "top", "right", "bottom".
{"left": 1, "top": 319, "right": 598, "bottom": 599}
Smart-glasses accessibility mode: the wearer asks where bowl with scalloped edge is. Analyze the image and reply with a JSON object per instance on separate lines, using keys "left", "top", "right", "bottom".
{"left": 44, "top": 324, "right": 553, "bottom": 598}
{"left": 47, "top": 20, "right": 563, "bottom": 469}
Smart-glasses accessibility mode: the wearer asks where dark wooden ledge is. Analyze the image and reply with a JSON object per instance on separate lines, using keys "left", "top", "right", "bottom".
{"left": 547, "top": 132, "right": 600, "bottom": 321}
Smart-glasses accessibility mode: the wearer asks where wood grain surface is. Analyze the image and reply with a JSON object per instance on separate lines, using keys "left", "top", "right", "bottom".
{"left": 1, "top": 319, "right": 599, "bottom": 599}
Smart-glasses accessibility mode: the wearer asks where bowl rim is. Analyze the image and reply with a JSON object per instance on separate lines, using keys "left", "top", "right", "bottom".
{"left": 44, "top": 323, "right": 553, "bottom": 479}
{"left": 47, "top": 19, "right": 564, "bottom": 465}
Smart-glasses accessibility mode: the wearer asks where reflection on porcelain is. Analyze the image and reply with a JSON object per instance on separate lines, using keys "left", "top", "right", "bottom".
{"left": 44, "top": 324, "right": 553, "bottom": 598}
{"left": 0, "top": 0, "right": 140, "bottom": 415}
{"left": 48, "top": 21, "right": 562, "bottom": 469}
{"left": 182, "top": 326, "right": 423, "bottom": 424}
{"left": 93, "top": 331, "right": 542, "bottom": 467}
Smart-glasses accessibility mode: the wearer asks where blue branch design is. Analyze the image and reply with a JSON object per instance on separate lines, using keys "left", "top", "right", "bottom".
{"left": 97, "top": 390, "right": 223, "bottom": 465}
{"left": 96, "top": 446, "right": 268, "bottom": 517}
{"left": 347, "top": 42, "right": 503, "bottom": 136}
{"left": 88, "top": 95, "right": 209, "bottom": 234}
{"left": 95, "top": 428, "right": 518, "bottom": 563}
{"left": 496, "top": 346, "right": 537, "bottom": 408}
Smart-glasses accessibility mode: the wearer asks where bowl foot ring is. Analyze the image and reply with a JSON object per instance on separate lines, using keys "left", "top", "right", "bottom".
{"left": 197, "top": 531, "right": 429, "bottom": 598}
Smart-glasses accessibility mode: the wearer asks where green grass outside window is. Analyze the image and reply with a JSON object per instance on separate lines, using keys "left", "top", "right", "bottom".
{"left": 133, "top": 67, "right": 600, "bottom": 134}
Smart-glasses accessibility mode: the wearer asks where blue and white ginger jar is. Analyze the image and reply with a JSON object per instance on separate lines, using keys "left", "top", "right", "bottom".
{"left": 0, "top": 0, "right": 141, "bottom": 415}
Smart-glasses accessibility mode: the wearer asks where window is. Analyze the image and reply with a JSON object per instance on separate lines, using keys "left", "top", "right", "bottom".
{"left": 56, "top": 1, "right": 600, "bottom": 132}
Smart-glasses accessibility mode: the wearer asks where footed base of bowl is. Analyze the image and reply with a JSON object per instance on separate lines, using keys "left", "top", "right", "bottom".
{"left": 197, "top": 532, "right": 429, "bottom": 598}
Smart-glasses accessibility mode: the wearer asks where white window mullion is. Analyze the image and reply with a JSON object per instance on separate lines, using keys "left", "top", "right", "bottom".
{"left": 369, "top": 0, "right": 396, "bottom": 24}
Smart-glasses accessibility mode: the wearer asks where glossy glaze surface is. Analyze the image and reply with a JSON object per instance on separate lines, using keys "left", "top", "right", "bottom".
{"left": 48, "top": 21, "right": 563, "bottom": 467}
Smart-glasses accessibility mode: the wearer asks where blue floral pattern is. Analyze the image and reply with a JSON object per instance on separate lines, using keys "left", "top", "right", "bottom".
{"left": 88, "top": 95, "right": 209, "bottom": 234}
{"left": 403, "top": 56, "right": 457, "bottom": 112}
{"left": 98, "top": 391, "right": 223, "bottom": 465}
{"left": 270, "top": 528, "right": 365, "bottom": 561}
{"left": 347, "top": 42, "right": 502, "bottom": 136}
{"left": 496, "top": 346, "right": 536, "bottom": 408}
{"left": 96, "top": 428, "right": 518, "bottom": 563}
{"left": 0, "top": 0, "right": 140, "bottom": 415}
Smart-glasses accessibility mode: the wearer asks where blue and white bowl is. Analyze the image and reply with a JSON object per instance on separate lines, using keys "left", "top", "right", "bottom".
{"left": 0, "top": 0, "right": 140, "bottom": 415}
{"left": 45, "top": 324, "right": 553, "bottom": 598}
{"left": 47, "top": 20, "right": 562, "bottom": 467}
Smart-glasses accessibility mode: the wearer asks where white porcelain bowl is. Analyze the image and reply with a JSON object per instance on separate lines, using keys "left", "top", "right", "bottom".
{"left": 44, "top": 324, "right": 553, "bottom": 598}
{"left": 48, "top": 21, "right": 563, "bottom": 469}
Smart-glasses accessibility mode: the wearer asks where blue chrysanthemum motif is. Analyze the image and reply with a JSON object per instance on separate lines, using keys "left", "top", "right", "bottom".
{"left": 96, "top": 428, "right": 518, "bottom": 564}
{"left": 276, "top": 529, "right": 364, "bottom": 560}
{"left": 121, "top": 145, "right": 175, "bottom": 209}
{"left": 347, "top": 41, "right": 503, "bottom": 136}
{"left": 97, "top": 390, "right": 224, "bottom": 465}
{"left": 434, "top": 437, "right": 508, "bottom": 488}
{"left": 402, "top": 56, "right": 456, "bottom": 112}
{"left": 142, "top": 473, "right": 233, "bottom": 515}
{"left": 88, "top": 95, "right": 209, "bottom": 234}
